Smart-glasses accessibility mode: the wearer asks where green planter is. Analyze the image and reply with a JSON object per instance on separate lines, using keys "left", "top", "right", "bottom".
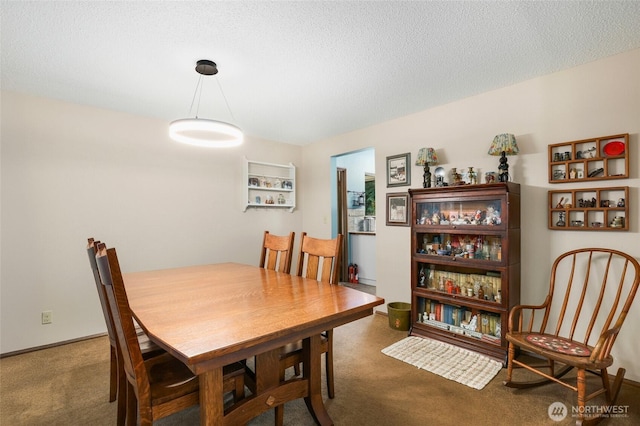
{"left": 387, "top": 302, "right": 411, "bottom": 331}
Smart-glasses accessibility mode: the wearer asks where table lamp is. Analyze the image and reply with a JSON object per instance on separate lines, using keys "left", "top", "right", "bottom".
{"left": 416, "top": 148, "right": 439, "bottom": 188}
{"left": 488, "top": 134, "right": 519, "bottom": 182}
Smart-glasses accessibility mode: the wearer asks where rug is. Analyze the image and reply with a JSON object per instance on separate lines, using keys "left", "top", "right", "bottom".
{"left": 381, "top": 336, "right": 502, "bottom": 390}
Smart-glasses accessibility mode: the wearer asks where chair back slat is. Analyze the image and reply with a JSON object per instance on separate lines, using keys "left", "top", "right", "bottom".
{"left": 87, "top": 238, "right": 118, "bottom": 346}
{"left": 95, "top": 243, "right": 151, "bottom": 397}
{"left": 582, "top": 253, "right": 614, "bottom": 342}
{"left": 260, "top": 231, "right": 295, "bottom": 274}
{"left": 296, "top": 232, "right": 343, "bottom": 284}
{"left": 540, "top": 248, "right": 639, "bottom": 348}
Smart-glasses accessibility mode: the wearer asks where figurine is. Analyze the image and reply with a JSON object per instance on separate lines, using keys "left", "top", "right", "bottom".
{"left": 462, "top": 315, "right": 478, "bottom": 332}
{"left": 467, "top": 167, "right": 477, "bottom": 185}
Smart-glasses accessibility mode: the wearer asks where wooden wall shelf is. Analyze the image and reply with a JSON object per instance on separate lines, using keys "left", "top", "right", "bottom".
{"left": 548, "top": 186, "right": 629, "bottom": 231}
{"left": 548, "top": 133, "right": 629, "bottom": 183}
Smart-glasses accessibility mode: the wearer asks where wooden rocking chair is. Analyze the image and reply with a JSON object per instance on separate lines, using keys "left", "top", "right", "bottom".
{"left": 504, "top": 248, "right": 639, "bottom": 425}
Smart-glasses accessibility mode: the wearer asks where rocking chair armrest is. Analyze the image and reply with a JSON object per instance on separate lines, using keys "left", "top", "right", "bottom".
{"left": 507, "top": 303, "right": 547, "bottom": 332}
{"left": 590, "top": 325, "right": 621, "bottom": 362}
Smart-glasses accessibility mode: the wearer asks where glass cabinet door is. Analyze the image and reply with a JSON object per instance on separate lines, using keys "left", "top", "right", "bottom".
{"left": 415, "top": 198, "right": 503, "bottom": 227}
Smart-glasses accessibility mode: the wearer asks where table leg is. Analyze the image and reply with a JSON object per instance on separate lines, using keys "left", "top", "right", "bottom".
{"left": 199, "top": 367, "right": 223, "bottom": 426}
{"left": 304, "top": 334, "right": 333, "bottom": 426}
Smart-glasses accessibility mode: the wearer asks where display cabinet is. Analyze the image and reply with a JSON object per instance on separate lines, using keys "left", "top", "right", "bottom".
{"left": 548, "top": 186, "right": 628, "bottom": 231}
{"left": 243, "top": 158, "right": 296, "bottom": 212}
{"left": 548, "top": 133, "right": 629, "bottom": 183}
{"left": 409, "top": 183, "right": 520, "bottom": 364}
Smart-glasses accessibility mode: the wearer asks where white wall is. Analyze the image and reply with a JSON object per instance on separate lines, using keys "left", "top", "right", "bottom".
{"left": 0, "top": 91, "right": 303, "bottom": 353}
{"left": 2, "top": 48, "right": 639, "bottom": 381}
{"left": 301, "top": 49, "right": 640, "bottom": 381}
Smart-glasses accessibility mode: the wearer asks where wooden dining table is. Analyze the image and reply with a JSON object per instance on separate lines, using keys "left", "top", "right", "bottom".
{"left": 123, "top": 262, "right": 384, "bottom": 425}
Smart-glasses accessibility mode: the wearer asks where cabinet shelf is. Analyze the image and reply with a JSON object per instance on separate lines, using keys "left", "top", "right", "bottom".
{"left": 243, "top": 158, "right": 296, "bottom": 212}
{"left": 548, "top": 133, "right": 629, "bottom": 183}
{"left": 548, "top": 186, "right": 628, "bottom": 231}
{"left": 409, "top": 183, "right": 520, "bottom": 365}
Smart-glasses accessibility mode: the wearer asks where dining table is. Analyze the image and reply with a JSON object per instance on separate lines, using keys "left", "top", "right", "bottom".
{"left": 123, "top": 262, "right": 385, "bottom": 425}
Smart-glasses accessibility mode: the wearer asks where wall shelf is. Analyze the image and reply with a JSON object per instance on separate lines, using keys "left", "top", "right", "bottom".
{"left": 243, "top": 158, "right": 296, "bottom": 212}
{"left": 548, "top": 186, "right": 628, "bottom": 231}
{"left": 548, "top": 133, "right": 629, "bottom": 183}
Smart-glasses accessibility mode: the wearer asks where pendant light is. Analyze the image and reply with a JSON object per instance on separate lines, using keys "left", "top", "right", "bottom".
{"left": 169, "top": 60, "right": 244, "bottom": 148}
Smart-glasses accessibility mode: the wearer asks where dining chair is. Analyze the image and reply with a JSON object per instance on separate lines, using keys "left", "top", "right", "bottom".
{"left": 259, "top": 231, "right": 295, "bottom": 273}
{"left": 87, "top": 238, "right": 164, "bottom": 425}
{"left": 275, "top": 232, "right": 343, "bottom": 425}
{"left": 94, "top": 242, "right": 247, "bottom": 425}
{"left": 503, "top": 248, "right": 640, "bottom": 426}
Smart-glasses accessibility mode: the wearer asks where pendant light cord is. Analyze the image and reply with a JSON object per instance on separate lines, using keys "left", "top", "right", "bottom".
{"left": 215, "top": 77, "right": 237, "bottom": 122}
{"left": 187, "top": 74, "right": 235, "bottom": 122}
{"left": 188, "top": 75, "right": 204, "bottom": 119}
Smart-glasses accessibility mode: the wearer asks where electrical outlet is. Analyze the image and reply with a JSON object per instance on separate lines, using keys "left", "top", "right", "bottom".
{"left": 41, "top": 310, "right": 52, "bottom": 325}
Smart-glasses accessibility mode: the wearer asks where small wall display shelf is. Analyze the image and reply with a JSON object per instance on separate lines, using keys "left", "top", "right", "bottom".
{"left": 243, "top": 158, "right": 296, "bottom": 212}
{"left": 548, "top": 133, "right": 629, "bottom": 183}
{"left": 548, "top": 186, "right": 629, "bottom": 231}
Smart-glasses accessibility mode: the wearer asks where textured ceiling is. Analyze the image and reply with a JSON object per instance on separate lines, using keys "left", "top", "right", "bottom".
{"left": 2, "top": 1, "right": 640, "bottom": 145}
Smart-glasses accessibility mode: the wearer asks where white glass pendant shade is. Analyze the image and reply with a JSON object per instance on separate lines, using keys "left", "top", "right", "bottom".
{"left": 169, "top": 118, "right": 243, "bottom": 148}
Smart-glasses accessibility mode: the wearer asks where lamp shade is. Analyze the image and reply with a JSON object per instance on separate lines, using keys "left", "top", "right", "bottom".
{"left": 169, "top": 118, "right": 243, "bottom": 148}
{"left": 416, "top": 147, "right": 439, "bottom": 166}
{"left": 488, "top": 133, "right": 519, "bottom": 156}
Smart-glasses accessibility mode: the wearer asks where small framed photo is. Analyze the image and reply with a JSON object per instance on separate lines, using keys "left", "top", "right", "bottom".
{"left": 386, "top": 153, "right": 411, "bottom": 187}
{"left": 386, "top": 192, "right": 410, "bottom": 226}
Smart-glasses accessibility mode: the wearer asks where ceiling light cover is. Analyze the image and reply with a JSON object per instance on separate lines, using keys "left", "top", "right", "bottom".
{"left": 169, "top": 118, "right": 243, "bottom": 148}
{"left": 170, "top": 59, "right": 243, "bottom": 148}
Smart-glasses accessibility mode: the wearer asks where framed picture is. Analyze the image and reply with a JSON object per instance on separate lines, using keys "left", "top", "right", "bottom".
{"left": 386, "top": 192, "right": 410, "bottom": 226}
{"left": 386, "top": 153, "right": 411, "bottom": 187}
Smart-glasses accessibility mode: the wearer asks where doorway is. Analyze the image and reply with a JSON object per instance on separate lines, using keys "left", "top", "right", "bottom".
{"left": 331, "top": 148, "right": 376, "bottom": 287}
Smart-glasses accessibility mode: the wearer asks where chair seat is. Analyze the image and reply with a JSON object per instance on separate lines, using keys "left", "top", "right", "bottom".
{"left": 279, "top": 333, "right": 329, "bottom": 362}
{"left": 525, "top": 333, "right": 591, "bottom": 356}
{"left": 147, "top": 353, "right": 199, "bottom": 405}
{"left": 506, "top": 332, "right": 614, "bottom": 369}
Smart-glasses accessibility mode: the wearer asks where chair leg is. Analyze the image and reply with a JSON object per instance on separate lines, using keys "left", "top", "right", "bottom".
{"left": 126, "top": 382, "right": 137, "bottom": 426}
{"left": 275, "top": 405, "right": 284, "bottom": 426}
{"left": 233, "top": 375, "right": 245, "bottom": 402}
{"left": 576, "top": 368, "right": 587, "bottom": 425}
{"left": 325, "top": 329, "right": 335, "bottom": 399}
{"left": 109, "top": 345, "right": 118, "bottom": 402}
{"left": 116, "top": 355, "right": 127, "bottom": 426}
{"left": 504, "top": 342, "right": 515, "bottom": 383}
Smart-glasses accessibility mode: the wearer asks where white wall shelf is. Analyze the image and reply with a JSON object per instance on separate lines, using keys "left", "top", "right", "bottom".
{"left": 243, "top": 158, "right": 296, "bottom": 212}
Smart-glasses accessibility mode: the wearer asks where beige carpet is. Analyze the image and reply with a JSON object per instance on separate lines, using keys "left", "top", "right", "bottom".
{"left": 382, "top": 336, "right": 502, "bottom": 390}
{"left": 2, "top": 313, "right": 639, "bottom": 425}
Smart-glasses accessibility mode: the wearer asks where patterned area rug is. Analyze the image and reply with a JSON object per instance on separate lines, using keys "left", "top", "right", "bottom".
{"left": 381, "top": 336, "right": 502, "bottom": 390}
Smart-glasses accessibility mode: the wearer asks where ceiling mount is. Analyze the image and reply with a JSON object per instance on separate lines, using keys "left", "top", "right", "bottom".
{"left": 195, "top": 59, "right": 218, "bottom": 76}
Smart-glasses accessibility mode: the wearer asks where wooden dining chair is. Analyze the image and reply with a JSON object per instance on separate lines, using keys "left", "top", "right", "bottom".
{"left": 94, "top": 242, "right": 247, "bottom": 425}
{"left": 275, "top": 233, "right": 343, "bottom": 425}
{"left": 259, "top": 231, "right": 295, "bottom": 273}
{"left": 87, "top": 238, "right": 164, "bottom": 425}
{"left": 503, "top": 248, "right": 640, "bottom": 426}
